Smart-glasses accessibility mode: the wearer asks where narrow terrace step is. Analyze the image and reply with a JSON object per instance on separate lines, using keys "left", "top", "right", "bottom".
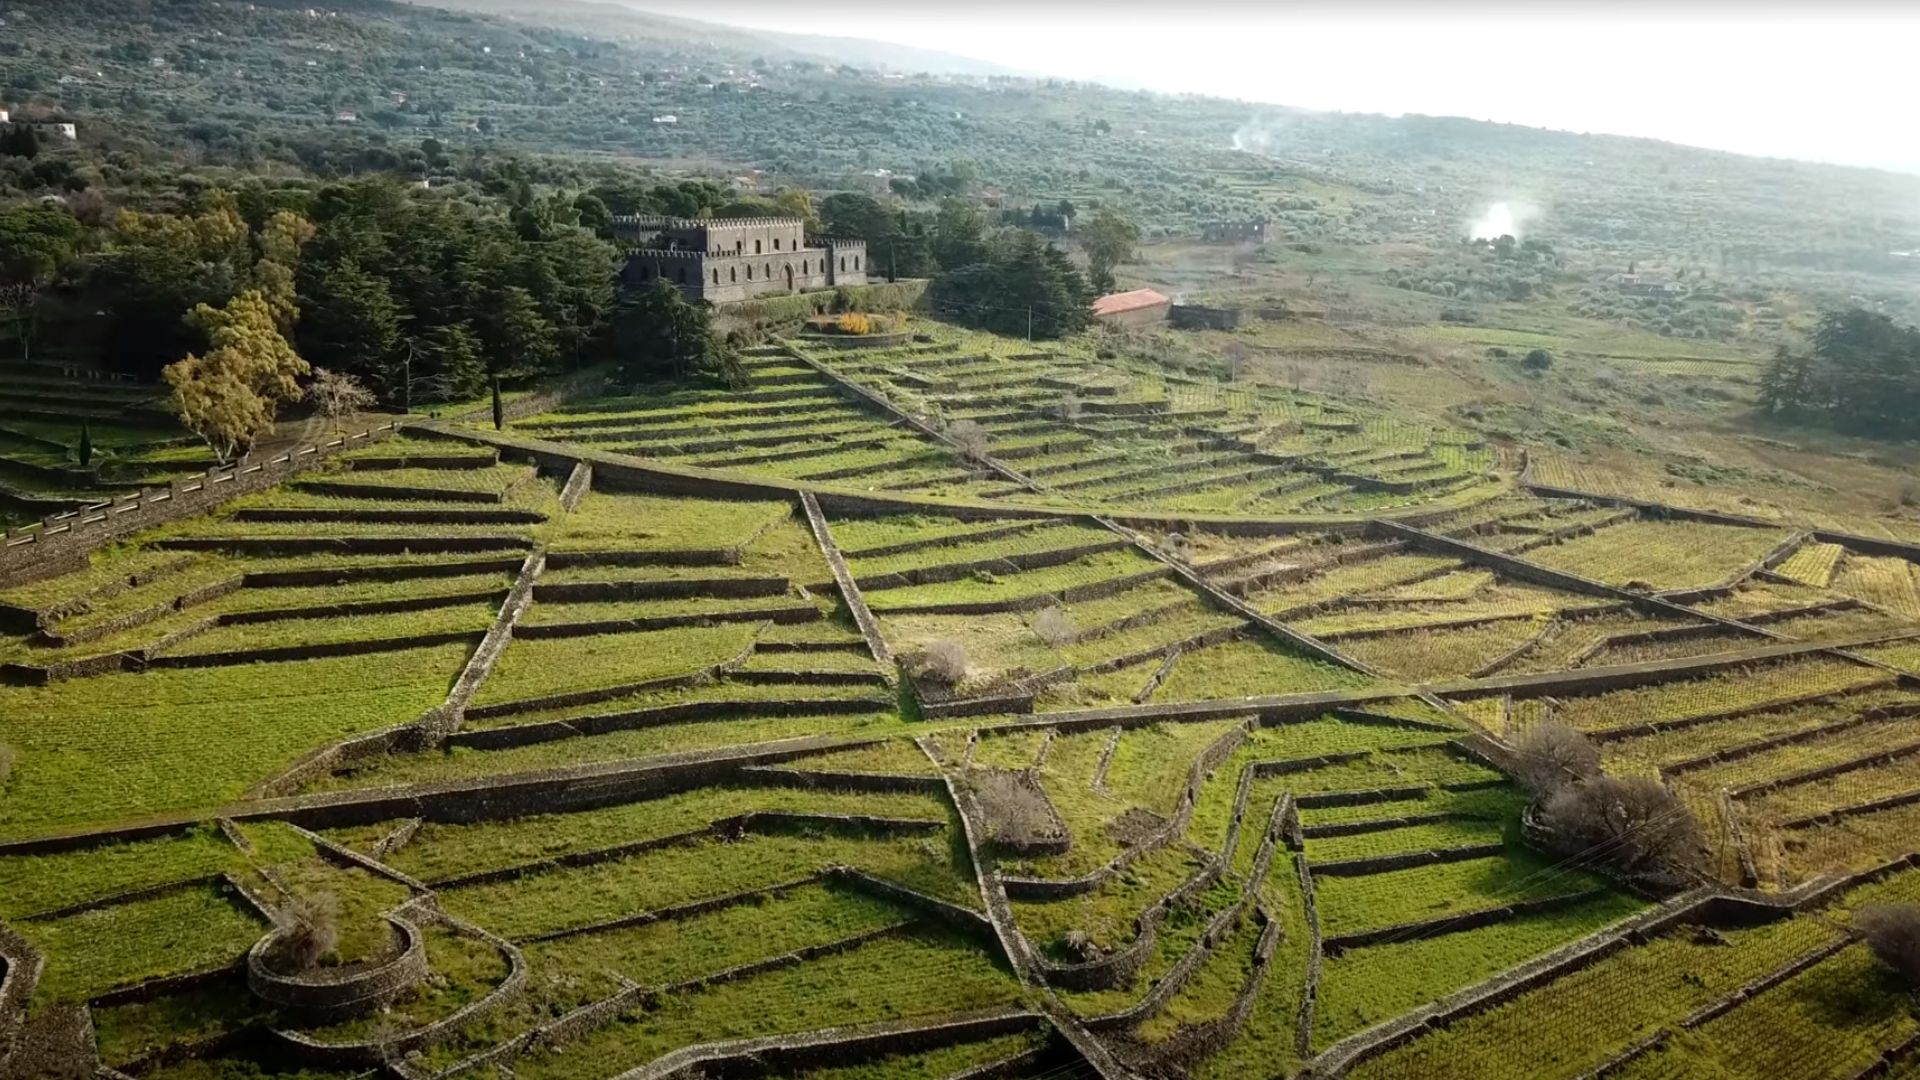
{"left": 292, "top": 480, "right": 504, "bottom": 504}
{"left": 154, "top": 535, "right": 533, "bottom": 555}
{"left": 532, "top": 577, "right": 790, "bottom": 602}
{"left": 693, "top": 438, "right": 892, "bottom": 469}
{"left": 229, "top": 507, "right": 547, "bottom": 525}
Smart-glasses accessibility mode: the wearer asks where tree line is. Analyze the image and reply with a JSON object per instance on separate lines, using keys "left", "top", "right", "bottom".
{"left": 1759, "top": 308, "right": 1920, "bottom": 438}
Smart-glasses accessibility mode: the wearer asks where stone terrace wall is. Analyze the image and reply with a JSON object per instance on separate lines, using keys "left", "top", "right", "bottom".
{"left": 0, "top": 421, "right": 402, "bottom": 587}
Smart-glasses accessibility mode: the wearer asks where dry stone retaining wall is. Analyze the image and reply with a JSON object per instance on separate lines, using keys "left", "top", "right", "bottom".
{"left": 0, "top": 422, "right": 403, "bottom": 588}
{"left": 246, "top": 915, "right": 428, "bottom": 1021}
{"left": 799, "top": 492, "right": 893, "bottom": 667}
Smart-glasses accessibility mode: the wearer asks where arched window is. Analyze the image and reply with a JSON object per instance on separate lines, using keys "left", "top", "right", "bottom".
{"left": 854, "top": 256, "right": 860, "bottom": 270}
{"left": 730, "top": 266, "right": 737, "bottom": 282}
{"left": 839, "top": 256, "right": 846, "bottom": 272}
{"left": 773, "top": 237, "right": 782, "bottom": 251}
{"left": 764, "top": 263, "right": 771, "bottom": 278}
{"left": 675, "top": 266, "right": 686, "bottom": 284}
{"left": 735, "top": 240, "right": 742, "bottom": 254}
{"left": 754, "top": 239, "right": 762, "bottom": 254}
{"left": 712, "top": 268, "right": 720, "bottom": 284}
{"left": 746, "top": 265, "right": 753, "bottom": 280}
{"left": 802, "top": 260, "right": 809, "bottom": 274}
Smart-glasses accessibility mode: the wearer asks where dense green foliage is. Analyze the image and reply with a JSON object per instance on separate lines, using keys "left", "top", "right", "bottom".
{"left": 608, "top": 278, "right": 742, "bottom": 386}
{"left": 928, "top": 230, "right": 1095, "bottom": 339}
{"left": 1760, "top": 308, "right": 1920, "bottom": 437}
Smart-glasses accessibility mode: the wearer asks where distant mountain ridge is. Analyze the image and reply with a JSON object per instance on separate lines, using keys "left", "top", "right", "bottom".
{"left": 422, "top": 0, "right": 1028, "bottom": 76}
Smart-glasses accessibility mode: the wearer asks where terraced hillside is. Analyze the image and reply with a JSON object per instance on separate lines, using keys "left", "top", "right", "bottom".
{"left": 3, "top": 330, "right": 1920, "bottom": 1080}
{"left": 0, "top": 359, "right": 218, "bottom": 527}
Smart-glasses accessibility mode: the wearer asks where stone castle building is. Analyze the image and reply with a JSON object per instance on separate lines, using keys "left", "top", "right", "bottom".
{"left": 614, "top": 215, "right": 867, "bottom": 303}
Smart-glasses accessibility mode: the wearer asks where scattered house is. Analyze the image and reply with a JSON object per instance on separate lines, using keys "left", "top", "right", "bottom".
{"left": 333, "top": 109, "right": 359, "bottom": 124}
{"left": 0, "top": 108, "right": 9, "bottom": 124}
{"left": 1607, "top": 272, "right": 1682, "bottom": 299}
{"left": 388, "top": 90, "right": 408, "bottom": 104}
{"left": 652, "top": 114, "right": 678, "bottom": 124}
{"left": 15, "top": 120, "right": 78, "bottom": 140}
{"left": 149, "top": 56, "right": 168, "bottom": 68}
{"left": 1200, "top": 218, "right": 1268, "bottom": 244}
{"left": 1092, "top": 288, "right": 1172, "bottom": 327}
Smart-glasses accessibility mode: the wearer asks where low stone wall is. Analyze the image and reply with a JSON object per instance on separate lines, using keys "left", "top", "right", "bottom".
{"left": 918, "top": 738, "right": 1039, "bottom": 984}
{"left": 0, "top": 422, "right": 404, "bottom": 588}
{"left": 295, "top": 479, "right": 502, "bottom": 504}
{"left": 156, "top": 534, "right": 533, "bottom": 556}
{"left": 225, "top": 734, "right": 898, "bottom": 838}
{"left": 31, "top": 574, "right": 243, "bottom": 647}
{"left": 852, "top": 539, "right": 1126, "bottom": 593}
{"left": 1308, "top": 841, "right": 1506, "bottom": 878}
{"left": 0, "top": 923, "right": 44, "bottom": 1071}
{"left": 799, "top": 492, "right": 893, "bottom": 668}
{"left": 533, "top": 576, "right": 788, "bottom": 602}
{"left": 1661, "top": 701, "right": 1920, "bottom": 779}
{"left": 609, "top": 1007, "right": 1042, "bottom": 1080}
{"left": 1106, "top": 517, "right": 1382, "bottom": 679}
{"left": 1296, "top": 853, "right": 1324, "bottom": 1059}
{"left": 1585, "top": 683, "right": 1898, "bottom": 745}
{"left": 1728, "top": 735, "right": 1920, "bottom": 800}
{"left": 874, "top": 566, "right": 1171, "bottom": 617}
{"left": 265, "top": 905, "right": 528, "bottom": 1069}
{"left": 1781, "top": 784, "right": 1920, "bottom": 829}
{"left": 344, "top": 452, "right": 496, "bottom": 471}
{"left": 452, "top": 692, "right": 884, "bottom": 751}
{"left": 514, "top": 602, "right": 816, "bottom": 637}
{"left": 1309, "top": 852, "right": 1920, "bottom": 1076}
{"left": 545, "top": 545, "right": 741, "bottom": 568}
{"left": 740, "top": 765, "right": 945, "bottom": 795}
{"left": 246, "top": 915, "right": 428, "bottom": 1021}
{"left": 1429, "top": 635, "right": 1900, "bottom": 702}
{"left": 231, "top": 506, "right": 546, "bottom": 526}
{"left": 1321, "top": 888, "right": 1612, "bottom": 954}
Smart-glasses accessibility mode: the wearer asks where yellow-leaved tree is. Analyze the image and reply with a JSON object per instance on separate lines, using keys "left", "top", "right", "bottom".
{"left": 163, "top": 290, "right": 310, "bottom": 462}
{"left": 249, "top": 210, "right": 317, "bottom": 331}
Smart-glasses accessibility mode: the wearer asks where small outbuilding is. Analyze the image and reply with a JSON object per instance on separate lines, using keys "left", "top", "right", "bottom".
{"left": 1091, "top": 288, "right": 1171, "bottom": 327}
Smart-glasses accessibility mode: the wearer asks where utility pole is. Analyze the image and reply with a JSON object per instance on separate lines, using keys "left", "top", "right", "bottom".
{"left": 1026, "top": 307, "right": 1033, "bottom": 342}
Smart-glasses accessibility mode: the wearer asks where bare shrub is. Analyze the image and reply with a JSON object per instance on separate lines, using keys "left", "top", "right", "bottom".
{"left": 910, "top": 640, "right": 968, "bottom": 686}
{"left": 306, "top": 368, "right": 378, "bottom": 432}
{"left": 1512, "top": 722, "right": 1601, "bottom": 794}
{"left": 1534, "top": 775, "right": 1705, "bottom": 881}
{"left": 1856, "top": 904, "right": 1920, "bottom": 984}
{"left": 1030, "top": 606, "right": 1077, "bottom": 646}
{"left": 1899, "top": 478, "right": 1919, "bottom": 509}
{"left": 1061, "top": 928, "right": 1101, "bottom": 961}
{"left": 944, "top": 418, "right": 992, "bottom": 463}
{"left": 971, "top": 768, "right": 1064, "bottom": 850}
{"left": 271, "top": 891, "right": 341, "bottom": 971}
{"left": 1056, "top": 393, "right": 1083, "bottom": 422}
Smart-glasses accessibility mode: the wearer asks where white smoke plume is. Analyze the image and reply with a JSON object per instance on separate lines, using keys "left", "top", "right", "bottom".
{"left": 1468, "top": 200, "right": 1541, "bottom": 241}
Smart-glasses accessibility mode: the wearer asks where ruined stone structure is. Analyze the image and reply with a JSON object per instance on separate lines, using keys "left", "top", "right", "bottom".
{"left": 614, "top": 216, "right": 867, "bottom": 303}
{"left": 1200, "top": 218, "right": 1268, "bottom": 244}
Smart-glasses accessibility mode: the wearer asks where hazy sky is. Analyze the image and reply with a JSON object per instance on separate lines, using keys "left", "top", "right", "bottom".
{"left": 621, "top": 1, "right": 1920, "bottom": 175}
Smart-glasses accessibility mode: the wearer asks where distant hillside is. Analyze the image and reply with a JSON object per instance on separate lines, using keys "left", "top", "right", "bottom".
{"left": 5, "top": 0, "right": 1918, "bottom": 320}
{"left": 424, "top": 0, "right": 1027, "bottom": 76}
